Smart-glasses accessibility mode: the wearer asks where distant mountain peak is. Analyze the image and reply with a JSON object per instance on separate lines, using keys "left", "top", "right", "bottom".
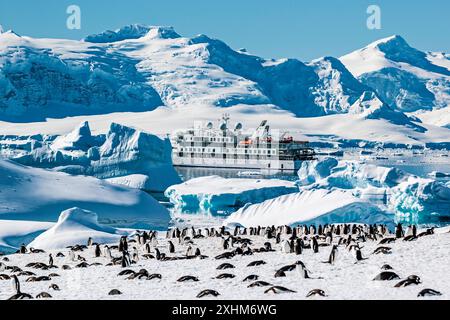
{"left": 83, "top": 24, "right": 180, "bottom": 43}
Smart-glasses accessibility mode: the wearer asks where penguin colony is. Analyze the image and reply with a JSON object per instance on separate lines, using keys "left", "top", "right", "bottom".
{"left": 0, "top": 223, "right": 446, "bottom": 300}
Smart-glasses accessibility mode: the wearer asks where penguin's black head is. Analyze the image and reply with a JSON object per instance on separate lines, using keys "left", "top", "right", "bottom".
{"left": 408, "top": 275, "right": 421, "bottom": 283}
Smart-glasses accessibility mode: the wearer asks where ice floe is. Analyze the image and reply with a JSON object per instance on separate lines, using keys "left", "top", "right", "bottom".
{"left": 165, "top": 175, "right": 298, "bottom": 212}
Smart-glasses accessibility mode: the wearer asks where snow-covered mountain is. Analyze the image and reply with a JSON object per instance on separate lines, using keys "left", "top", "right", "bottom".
{"left": 0, "top": 24, "right": 385, "bottom": 120}
{"left": 0, "top": 24, "right": 448, "bottom": 147}
{"left": 340, "top": 35, "right": 450, "bottom": 127}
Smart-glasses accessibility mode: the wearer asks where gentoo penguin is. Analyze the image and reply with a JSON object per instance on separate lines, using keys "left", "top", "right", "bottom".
{"left": 243, "top": 275, "right": 259, "bottom": 282}
{"left": 196, "top": 289, "right": 220, "bottom": 298}
{"left": 395, "top": 223, "right": 404, "bottom": 239}
{"left": 119, "top": 237, "right": 128, "bottom": 252}
{"left": 109, "top": 289, "right": 122, "bottom": 295}
{"left": 248, "top": 281, "right": 271, "bottom": 288}
{"left": 381, "top": 264, "right": 394, "bottom": 270}
{"left": 87, "top": 237, "right": 94, "bottom": 246}
{"left": 324, "top": 245, "right": 338, "bottom": 264}
{"left": 19, "top": 244, "right": 27, "bottom": 254}
{"left": 121, "top": 251, "right": 131, "bottom": 268}
{"left": 306, "top": 289, "right": 327, "bottom": 297}
{"left": 373, "top": 246, "right": 392, "bottom": 255}
{"left": 144, "top": 243, "right": 151, "bottom": 254}
{"left": 264, "top": 286, "right": 296, "bottom": 294}
{"left": 49, "top": 284, "right": 60, "bottom": 291}
{"left": 294, "top": 239, "right": 302, "bottom": 255}
{"left": 312, "top": 237, "right": 319, "bottom": 253}
{"left": 247, "top": 260, "right": 266, "bottom": 267}
{"left": 354, "top": 248, "right": 367, "bottom": 261}
{"left": 69, "top": 250, "right": 75, "bottom": 262}
{"left": 8, "top": 275, "right": 33, "bottom": 300}
{"left": 217, "top": 263, "right": 235, "bottom": 270}
{"left": 394, "top": 275, "right": 421, "bottom": 287}
{"left": 155, "top": 248, "right": 161, "bottom": 260}
{"left": 168, "top": 241, "right": 175, "bottom": 253}
{"left": 186, "top": 245, "right": 193, "bottom": 257}
{"left": 274, "top": 270, "right": 286, "bottom": 278}
{"left": 281, "top": 240, "right": 291, "bottom": 253}
{"left": 177, "top": 276, "right": 199, "bottom": 282}
{"left": 373, "top": 271, "right": 400, "bottom": 281}
{"left": 194, "top": 248, "right": 202, "bottom": 257}
{"left": 215, "top": 273, "right": 235, "bottom": 279}
{"left": 417, "top": 288, "right": 442, "bottom": 297}
{"left": 104, "top": 246, "right": 112, "bottom": 259}
{"left": 36, "top": 292, "right": 52, "bottom": 299}
{"left": 94, "top": 244, "right": 101, "bottom": 258}
{"left": 48, "top": 254, "right": 54, "bottom": 267}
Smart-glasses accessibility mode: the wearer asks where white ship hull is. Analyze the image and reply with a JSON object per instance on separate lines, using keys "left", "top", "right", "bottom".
{"left": 172, "top": 155, "right": 300, "bottom": 171}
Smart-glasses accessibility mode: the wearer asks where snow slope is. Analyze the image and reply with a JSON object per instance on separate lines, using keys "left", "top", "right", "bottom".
{"left": 0, "top": 159, "right": 170, "bottom": 228}
{"left": 340, "top": 35, "right": 450, "bottom": 122}
{"left": 165, "top": 176, "right": 298, "bottom": 212}
{"left": 28, "top": 207, "right": 132, "bottom": 250}
{"left": 0, "top": 220, "right": 53, "bottom": 254}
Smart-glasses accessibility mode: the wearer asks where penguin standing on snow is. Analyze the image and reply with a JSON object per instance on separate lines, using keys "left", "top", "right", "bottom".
{"left": 324, "top": 245, "right": 338, "bottom": 264}
{"left": 48, "top": 254, "right": 54, "bottom": 268}
{"left": 104, "top": 246, "right": 112, "bottom": 259}
{"left": 294, "top": 239, "right": 302, "bottom": 255}
{"left": 312, "top": 237, "right": 319, "bottom": 253}
{"left": 94, "top": 244, "right": 101, "bottom": 258}
{"left": 8, "top": 275, "right": 33, "bottom": 300}
{"left": 168, "top": 241, "right": 175, "bottom": 253}
{"left": 395, "top": 223, "right": 404, "bottom": 239}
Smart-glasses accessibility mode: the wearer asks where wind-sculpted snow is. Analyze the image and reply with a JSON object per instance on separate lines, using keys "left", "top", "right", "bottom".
{"left": 0, "top": 159, "right": 170, "bottom": 228}
{"left": 165, "top": 176, "right": 298, "bottom": 213}
{"left": 11, "top": 121, "right": 181, "bottom": 192}
{"left": 28, "top": 207, "right": 132, "bottom": 250}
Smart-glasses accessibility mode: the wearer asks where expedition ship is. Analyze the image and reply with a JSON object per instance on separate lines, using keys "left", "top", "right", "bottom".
{"left": 170, "top": 115, "right": 315, "bottom": 171}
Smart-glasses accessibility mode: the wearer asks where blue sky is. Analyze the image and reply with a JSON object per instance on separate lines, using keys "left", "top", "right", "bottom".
{"left": 1, "top": 0, "right": 448, "bottom": 61}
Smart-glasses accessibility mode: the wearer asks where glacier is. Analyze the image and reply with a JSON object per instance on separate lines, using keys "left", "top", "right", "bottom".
{"left": 225, "top": 158, "right": 450, "bottom": 227}
{"left": 165, "top": 175, "right": 298, "bottom": 213}
{"left": 8, "top": 121, "right": 181, "bottom": 192}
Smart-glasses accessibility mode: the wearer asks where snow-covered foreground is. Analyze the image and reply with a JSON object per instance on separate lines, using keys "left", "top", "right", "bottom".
{"left": 0, "top": 226, "right": 448, "bottom": 300}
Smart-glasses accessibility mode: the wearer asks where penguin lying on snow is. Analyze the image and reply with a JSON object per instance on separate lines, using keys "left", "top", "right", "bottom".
{"left": 417, "top": 288, "right": 442, "bottom": 297}
{"left": 306, "top": 289, "right": 327, "bottom": 297}
{"left": 264, "top": 286, "right": 296, "bottom": 294}
{"left": 197, "top": 289, "right": 220, "bottom": 298}
{"left": 177, "top": 275, "right": 199, "bottom": 282}
{"left": 373, "top": 271, "right": 400, "bottom": 281}
{"left": 394, "top": 275, "right": 421, "bottom": 287}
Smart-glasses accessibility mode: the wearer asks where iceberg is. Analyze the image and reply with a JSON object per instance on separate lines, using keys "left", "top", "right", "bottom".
{"left": 225, "top": 158, "right": 450, "bottom": 227}
{"left": 225, "top": 189, "right": 394, "bottom": 227}
{"left": 165, "top": 175, "right": 298, "bottom": 212}
{"left": 12, "top": 122, "right": 181, "bottom": 192}
{"left": 0, "top": 159, "right": 170, "bottom": 229}
{"left": 28, "top": 207, "right": 132, "bottom": 250}
{"left": 298, "top": 158, "right": 450, "bottom": 223}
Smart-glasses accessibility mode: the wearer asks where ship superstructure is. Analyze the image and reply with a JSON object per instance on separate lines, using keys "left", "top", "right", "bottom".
{"left": 171, "top": 114, "right": 315, "bottom": 171}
